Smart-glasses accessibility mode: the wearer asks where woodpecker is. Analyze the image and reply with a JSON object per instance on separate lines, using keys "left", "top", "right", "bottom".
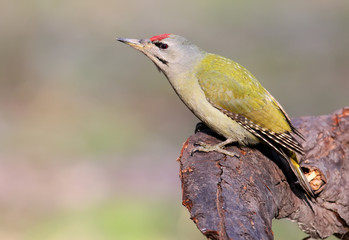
{"left": 117, "top": 34, "right": 314, "bottom": 197}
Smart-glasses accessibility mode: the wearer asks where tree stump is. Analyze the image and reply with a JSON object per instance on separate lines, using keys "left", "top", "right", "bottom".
{"left": 178, "top": 107, "right": 349, "bottom": 240}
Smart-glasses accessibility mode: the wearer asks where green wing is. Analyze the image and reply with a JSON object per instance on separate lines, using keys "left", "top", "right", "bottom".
{"left": 196, "top": 54, "right": 312, "bottom": 196}
{"left": 196, "top": 54, "right": 304, "bottom": 154}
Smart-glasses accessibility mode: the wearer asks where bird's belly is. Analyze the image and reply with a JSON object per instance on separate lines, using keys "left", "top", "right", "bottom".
{"left": 171, "top": 76, "right": 259, "bottom": 146}
{"left": 192, "top": 99, "right": 259, "bottom": 146}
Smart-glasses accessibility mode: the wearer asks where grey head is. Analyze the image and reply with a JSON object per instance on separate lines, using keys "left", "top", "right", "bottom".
{"left": 117, "top": 34, "right": 207, "bottom": 78}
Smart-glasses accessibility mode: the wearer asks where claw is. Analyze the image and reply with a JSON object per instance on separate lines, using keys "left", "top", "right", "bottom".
{"left": 191, "top": 139, "right": 240, "bottom": 158}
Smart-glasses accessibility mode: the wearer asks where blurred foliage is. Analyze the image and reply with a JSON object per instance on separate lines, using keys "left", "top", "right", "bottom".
{"left": 24, "top": 199, "right": 203, "bottom": 240}
{"left": 0, "top": 0, "right": 347, "bottom": 239}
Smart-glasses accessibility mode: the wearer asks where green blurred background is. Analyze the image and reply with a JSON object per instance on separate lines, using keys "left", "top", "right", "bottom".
{"left": 0, "top": 0, "right": 347, "bottom": 239}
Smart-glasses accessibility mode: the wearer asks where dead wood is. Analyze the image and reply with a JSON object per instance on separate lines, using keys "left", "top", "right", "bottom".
{"left": 178, "top": 107, "right": 349, "bottom": 240}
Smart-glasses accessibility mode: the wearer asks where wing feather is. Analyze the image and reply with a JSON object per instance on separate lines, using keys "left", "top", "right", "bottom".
{"left": 196, "top": 54, "right": 304, "bottom": 155}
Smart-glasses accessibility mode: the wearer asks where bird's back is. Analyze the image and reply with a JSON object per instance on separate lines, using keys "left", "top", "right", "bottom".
{"left": 196, "top": 54, "right": 293, "bottom": 135}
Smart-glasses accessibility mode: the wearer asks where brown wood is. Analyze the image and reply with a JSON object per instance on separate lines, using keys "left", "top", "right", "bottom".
{"left": 178, "top": 107, "right": 349, "bottom": 240}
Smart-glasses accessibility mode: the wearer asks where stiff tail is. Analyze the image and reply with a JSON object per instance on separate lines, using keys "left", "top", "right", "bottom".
{"left": 287, "top": 151, "right": 315, "bottom": 198}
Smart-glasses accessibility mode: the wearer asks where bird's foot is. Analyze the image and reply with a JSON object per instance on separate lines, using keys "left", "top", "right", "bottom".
{"left": 192, "top": 138, "right": 240, "bottom": 158}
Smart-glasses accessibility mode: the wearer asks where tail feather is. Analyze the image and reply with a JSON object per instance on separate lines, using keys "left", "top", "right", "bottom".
{"left": 288, "top": 151, "right": 315, "bottom": 198}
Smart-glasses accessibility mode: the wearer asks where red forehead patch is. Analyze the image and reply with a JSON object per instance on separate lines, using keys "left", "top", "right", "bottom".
{"left": 150, "top": 34, "right": 171, "bottom": 42}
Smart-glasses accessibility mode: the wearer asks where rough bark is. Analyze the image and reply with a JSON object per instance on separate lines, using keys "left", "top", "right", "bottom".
{"left": 178, "top": 107, "right": 349, "bottom": 240}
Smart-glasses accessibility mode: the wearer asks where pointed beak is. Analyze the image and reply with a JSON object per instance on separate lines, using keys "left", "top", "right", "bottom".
{"left": 117, "top": 37, "right": 149, "bottom": 51}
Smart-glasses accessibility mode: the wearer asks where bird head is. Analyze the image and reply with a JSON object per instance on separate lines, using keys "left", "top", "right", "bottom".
{"left": 117, "top": 34, "right": 206, "bottom": 77}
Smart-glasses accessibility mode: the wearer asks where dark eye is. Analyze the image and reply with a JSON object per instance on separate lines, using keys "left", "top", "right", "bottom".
{"left": 154, "top": 42, "right": 168, "bottom": 49}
